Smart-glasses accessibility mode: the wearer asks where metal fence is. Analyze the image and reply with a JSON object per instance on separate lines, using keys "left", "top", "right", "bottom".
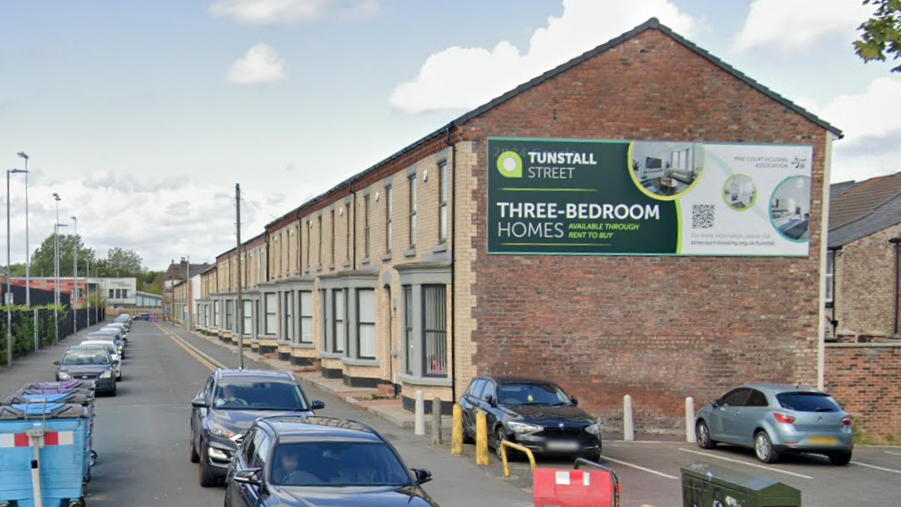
{"left": 0, "top": 307, "right": 107, "bottom": 368}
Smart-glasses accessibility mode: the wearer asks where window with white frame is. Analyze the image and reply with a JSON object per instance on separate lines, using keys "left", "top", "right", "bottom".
{"left": 439, "top": 161, "right": 448, "bottom": 243}
{"left": 409, "top": 174, "right": 417, "bottom": 247}
{"left": 265, "top": 293, "right": 277, "bottom": 335}
{"left": 306, "top": 222, "right": 311, "bottom": 270}
{"left": 226, "top": 300, "right": 234, "bottom": 331}
{"left": 320, "top": 289, "right": 328, "bottom": 349}
{"left": 404, "top": 286, "right": 413, "bottom": 375}
{"left": 243, "top": 300, "right": 253, "bottom": 335}
{"left": 423, "top": 286, "right": 447, "bottom": 377}
{"left": 300, "top": 291, "right": 313, "bottom": 344}
{"left": 357, "top": 289, "right": 376, "bottom": 359}
{"left": 826, "top": 250, "right": 834, "bottom": 305}
{"left": 214, "top": 300, "right": 221, "bottom": 327}
{"left": 333, "top": 289, "right": 345, "bottom": 353}
{"left": 386, "top": 186, "right": 393, "bottom": 253}
{"left": 284, "top": 291, "right": 295, "bottom": 341}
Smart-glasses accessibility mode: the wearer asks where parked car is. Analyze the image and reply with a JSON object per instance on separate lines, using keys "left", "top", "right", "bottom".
{"left": 132, "top": 313, "right": 150, "bottom": 321}
{"left": 53, "top": 345, "right": 117, "bottom": 396}
{"left": 87, "top": 331, "right": 125, "bottom": 357}
{"left": 114, "top": 314, "right": 131, "bottom": 331}
{"left": 695, "top": 383, "right": 854, "bottom": 465}
{"left": 459, "top": 376, "right": 602, "bottom": 461}
{"left": 81, "top": 339, "right": 123, "bottom": 380}
{"left": 189, "top": 369, "right": 326, "bottom": 487}
{"left": 104, "top": 322, "right": 128, "bottom": 338}
{"left": 224, "top": 416, "right": 437, "bottom": 507}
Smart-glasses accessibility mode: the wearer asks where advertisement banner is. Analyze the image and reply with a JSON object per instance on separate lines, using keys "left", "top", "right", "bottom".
{"left": 488, "top": 138, "right": 813, "bottom": 256}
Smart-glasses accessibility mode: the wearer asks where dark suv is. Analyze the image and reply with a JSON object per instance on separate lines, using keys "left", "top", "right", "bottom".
{"left": 189, "top": 369, "right": 325, "bottom": 487}
{"left": 224, "top": 416, "right": 437, "bottom": 507}
{"left": 459, "top": 376, "right": 602, "bottom": 461}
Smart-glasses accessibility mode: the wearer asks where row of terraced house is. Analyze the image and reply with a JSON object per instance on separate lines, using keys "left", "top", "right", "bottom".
{"left": 165, "top": 19, "right": 901, "bottom": 437}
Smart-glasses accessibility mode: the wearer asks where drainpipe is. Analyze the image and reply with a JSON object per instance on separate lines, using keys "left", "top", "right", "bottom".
{"left": 443, "top": 124, "right": 457, "bottom": 402}
{"left": 890, "top": 238, "right": 901, "bottom": 336}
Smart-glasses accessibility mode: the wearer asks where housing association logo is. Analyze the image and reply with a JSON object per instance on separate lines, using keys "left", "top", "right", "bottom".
{"left": 496, "top": 151, "right": 523, "bottom": 178}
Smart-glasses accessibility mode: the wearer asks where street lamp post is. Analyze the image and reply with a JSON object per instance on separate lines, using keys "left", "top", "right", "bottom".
{"left": 71, "top": 216, "right": 78, "bottom": 335}
{"left": 6, "top": 169, "right": 28, "bottom": 368}
{"left": 86, "top": 257, "right": 91, "bottom": 326}
{"left": 16, "top": 152, "right": 30, "bottom": 307}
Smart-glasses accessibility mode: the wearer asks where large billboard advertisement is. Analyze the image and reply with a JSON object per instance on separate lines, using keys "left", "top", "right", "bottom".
{"left": 488, "top": 138, "right": 813, "bottom": 256}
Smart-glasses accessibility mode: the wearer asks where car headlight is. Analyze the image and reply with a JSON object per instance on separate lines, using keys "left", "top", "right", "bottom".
{"left": 58, "top": 371, "right": 71, "bottom": 380}
{"left": 209, "top": 422, "right": 235, "bottom": 439}
{"left": 585, "top": 422, "right": 601, "bottom": 436}
{"left": 507, "top": 421, "right": 542, "bottom": 435}
{"left": 100, "top": 370, "right": 112, "bottom": 379}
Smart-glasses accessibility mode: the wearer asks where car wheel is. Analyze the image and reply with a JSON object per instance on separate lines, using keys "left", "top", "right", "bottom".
{"left": 495, "top": 427, "right": 510, "bottom": 461}
{"left": 696, "top": 420, "right": 716, "bottom": 449}
{"left": 829, "top": 451, "right": 852, "bottom": 466}
{"left": 189, "top": 429, "right": 200, "bottom": 463}
{"left": 754, "top": 431, "right": 780, "bottom": 464}
{"left": 199, "top": 446, "right": 218, "bottom": 487}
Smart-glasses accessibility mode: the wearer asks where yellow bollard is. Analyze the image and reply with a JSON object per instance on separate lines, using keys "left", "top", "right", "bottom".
{"left": 476, "top": 411, "right": 489, "bottom": 465}
{"left": 452, "top": 404, "right": 464, "bottom": 455}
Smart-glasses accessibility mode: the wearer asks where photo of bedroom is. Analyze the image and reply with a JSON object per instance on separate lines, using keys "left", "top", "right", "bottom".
{"left": 631, "top": 142, "right": 704, "bottom": 198}
{"left": 723, "top": 174, "right": 757, "bottom": 210}
{"left": 770, "top": 176, "right": 811, "bottom": 241}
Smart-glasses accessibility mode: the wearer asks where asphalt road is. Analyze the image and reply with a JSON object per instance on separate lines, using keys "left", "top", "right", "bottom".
{"left": 0, "top": 320, "right": 533, "bottom": 507}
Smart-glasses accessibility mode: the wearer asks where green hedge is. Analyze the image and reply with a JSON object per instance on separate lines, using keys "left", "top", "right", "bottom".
{"left": 0, "top": 306, "right": 70, "bottom": 368}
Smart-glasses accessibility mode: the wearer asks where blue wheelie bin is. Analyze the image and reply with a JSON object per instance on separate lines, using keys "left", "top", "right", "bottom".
{"left": 0, "top": 402, "right": 89, "bottom": 507}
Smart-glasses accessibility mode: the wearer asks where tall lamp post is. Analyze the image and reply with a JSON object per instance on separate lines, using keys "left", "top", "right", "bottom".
{"left": 6, "top": 168, "right": 28, "bottom": 368}
{"left": 71, "top": 216, "right": 78, "bottom": 335}
{"left": 16, "top": 152, "right": 30, "bottom": 307}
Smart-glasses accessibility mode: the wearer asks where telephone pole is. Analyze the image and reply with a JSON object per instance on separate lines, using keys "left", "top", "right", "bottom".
{"left": 236, "top": 183, "right": 244, "bottom": 369}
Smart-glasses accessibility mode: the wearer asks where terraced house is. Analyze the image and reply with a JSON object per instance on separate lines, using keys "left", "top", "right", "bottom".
{"left": 194, "top": 19, "right": 845, "bottom": 428}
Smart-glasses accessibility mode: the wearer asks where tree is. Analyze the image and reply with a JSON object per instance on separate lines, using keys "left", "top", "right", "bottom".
{"left": 30, "top": 234, "right": 97, "bottom": 278}
{"left": 855, "top": 0, "right": 901, "bottom": 73}
{"left": 98, "top": 247, "right": 144, "bottom": 278}
{"left": 139, "top": 271, "right": 164, "bottom": 295}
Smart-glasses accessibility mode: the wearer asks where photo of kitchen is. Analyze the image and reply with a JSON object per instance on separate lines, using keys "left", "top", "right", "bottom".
{"left": 723, "top": 174, "right": 757, "bottom": 210}
{"left": 770, "top": 175, "right": 811, "bottom": 241}
{"left": 631, "top": 142, "right": 704, "bottom": 198}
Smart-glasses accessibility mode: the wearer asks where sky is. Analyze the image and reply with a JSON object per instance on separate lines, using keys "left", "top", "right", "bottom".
{"left": 1, "top": 0, "right": 898, "bottom": 270}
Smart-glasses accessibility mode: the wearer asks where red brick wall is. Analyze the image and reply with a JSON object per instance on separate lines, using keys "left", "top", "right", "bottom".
{"left": 466, "top": 29, "right": 827, "bottom": 429}
{"left": 826, "top": 345, "right": 901, "bottom": 440}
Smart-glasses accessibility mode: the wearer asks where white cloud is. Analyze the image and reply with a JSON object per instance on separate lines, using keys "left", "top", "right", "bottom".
{"left": 226, "top": 43, "right": 286, "bottom": 85}
{"left": 389, "top": 0, "right": 696, "bottom": 114}
{"left": 734, "top": 0, "right": 872, "bottom": 53}
{"left": 804, "top": 77, "right": 901, "bottom": 181}
{"left": 209, "top": 0, "right": 383, "bottom": 24}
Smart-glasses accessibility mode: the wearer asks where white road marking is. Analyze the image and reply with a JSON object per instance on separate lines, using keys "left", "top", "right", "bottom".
{"left": 852, "top": 461, "right": 901, "bottom": 474}
{"left": 884, "top": 451, "right": 901, "bottom": 457}
{"left": 678, "top": 448, "right": 813, "bottom": 479}
{"left": 600, "top": 455, "right": 679, "bottom": 480}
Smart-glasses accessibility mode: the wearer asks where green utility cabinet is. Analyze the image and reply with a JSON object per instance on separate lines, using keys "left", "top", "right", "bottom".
{"left": 681, "top": 462, "right": 801, "bottom": 507}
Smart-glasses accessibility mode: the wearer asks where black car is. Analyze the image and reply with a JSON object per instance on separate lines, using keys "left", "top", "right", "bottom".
{"left": 224, "top": 416, "right": 437, "bottom": 507}
{"left": 459, "top": 376, "right": 601, "bottom": 461}
{"left": 53, "top": 345, "right": 117, "bottom": 395}
{"left": 189, "top": 369, "right": 325, "bottom": 487}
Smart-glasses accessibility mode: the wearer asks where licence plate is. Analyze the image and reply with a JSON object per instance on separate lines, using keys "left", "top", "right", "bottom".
{"left": 546, "top": 440, "right": 580, "bottom": 451}
{"left": 808, "top": 436, "right": 838, "bottom": 445}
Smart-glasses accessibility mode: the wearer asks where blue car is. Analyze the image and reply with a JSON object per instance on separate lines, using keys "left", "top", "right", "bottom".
{"left": 695, "top": 383, "right": 853, "bottom": 465}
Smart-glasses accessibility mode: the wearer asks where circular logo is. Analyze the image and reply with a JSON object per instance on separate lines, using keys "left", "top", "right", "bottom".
{"left": 496, "top": 151, "right": 523, "bottom": 178}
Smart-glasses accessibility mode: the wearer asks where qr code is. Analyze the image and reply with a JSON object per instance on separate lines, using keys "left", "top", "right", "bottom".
{"left": 692, "top": 204, "right": 715, "bottom": 229}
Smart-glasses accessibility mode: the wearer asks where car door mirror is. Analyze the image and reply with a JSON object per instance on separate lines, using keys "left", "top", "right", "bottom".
{"left": 191, "top": 397, "right": 209, "bottom": 408}
{"left": 571, "top": 396, "right": 579, "bottom": 406}
{"left": 711, "top": 398, "right": 721, "bottom": 408}
{"left": 411, "top": 468, "right": 433, "bottom": 484}
{"left": 53, "top": 360, "right": 61, "bottom": 366}
{"left": 310, "top": 400, "right": 326, "bottom": 411}
{"left": 233, "top": 467, "right": 263, "bottom": 486}
{"left": 486, "top": 395, "right": 497, "bottom": 408}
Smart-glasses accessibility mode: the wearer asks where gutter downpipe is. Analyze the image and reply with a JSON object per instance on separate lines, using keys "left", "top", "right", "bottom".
{"left": 817, "top": 133, "right": 834, "bottom": 391}
{"left": 891, "top": 238, "right": 901, "bottom": 336}
{"left": 443, "top": 124, "right": 457, "bottom": 402}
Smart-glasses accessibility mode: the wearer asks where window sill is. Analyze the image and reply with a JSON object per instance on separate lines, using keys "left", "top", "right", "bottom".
{"left": 342, "top": 260, "right": 351, "bottom": 268}
{"left": 328, "top": 263, "right": 335, "bottom": 270}
{"left": 341, "top": 357, "right": 380, "bottom": 367}
{"left": 404, "top": 248, "right": 416, "bottom": 258}
{"left": 361, "top": 257, "right": 370, "bottom": 265}
{"left": 316, "top": 265, "right": 323, "bottom": 272}
{"left": 398, "top": 374, "right": 452, "bottom": 387}
{"left": 381, "top": 253, "right": 392, "bottom": 262}
{"left": 292, "top": 342, "right": 316, "bottom": 349}
{"left": 432, "top": 244, "right": 447, "bottom": 254}
{"left": 320, "top": 351, "right": 344, "bottom": 359}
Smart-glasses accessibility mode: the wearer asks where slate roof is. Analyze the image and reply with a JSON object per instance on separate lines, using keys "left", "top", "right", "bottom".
{"left": 828, "top": 172, "right": 901, "bottom": 248}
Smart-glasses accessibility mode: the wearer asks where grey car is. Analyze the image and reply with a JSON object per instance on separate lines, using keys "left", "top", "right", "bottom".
{"left": 695, "top": 383, "right": 853, "bottom": 465}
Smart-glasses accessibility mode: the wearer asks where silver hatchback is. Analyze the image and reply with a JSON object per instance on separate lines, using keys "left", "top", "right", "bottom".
{"left": 695, "top": 383, "right": 853, "bottom": 465}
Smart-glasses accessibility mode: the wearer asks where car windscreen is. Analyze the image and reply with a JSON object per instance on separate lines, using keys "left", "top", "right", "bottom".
{"left": 497, "top": 383, "right": 572, "bottom": 406}
{"left": 88, "top": 334, "right": 118, "bottom": 342}
{"left": 776, "top": 392, "right": 842, "bottom": 412}
{"left": 82, "top": 342, "right": 117, "bottom": 356}
{"left": 269, "top": 441, "right": 411, "bottom": 487}
{"left": 62, "top": 350, "right": 110, "bottom": 365}
{"left": 213, "top": 381, "right": 309, "bottom": 410}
